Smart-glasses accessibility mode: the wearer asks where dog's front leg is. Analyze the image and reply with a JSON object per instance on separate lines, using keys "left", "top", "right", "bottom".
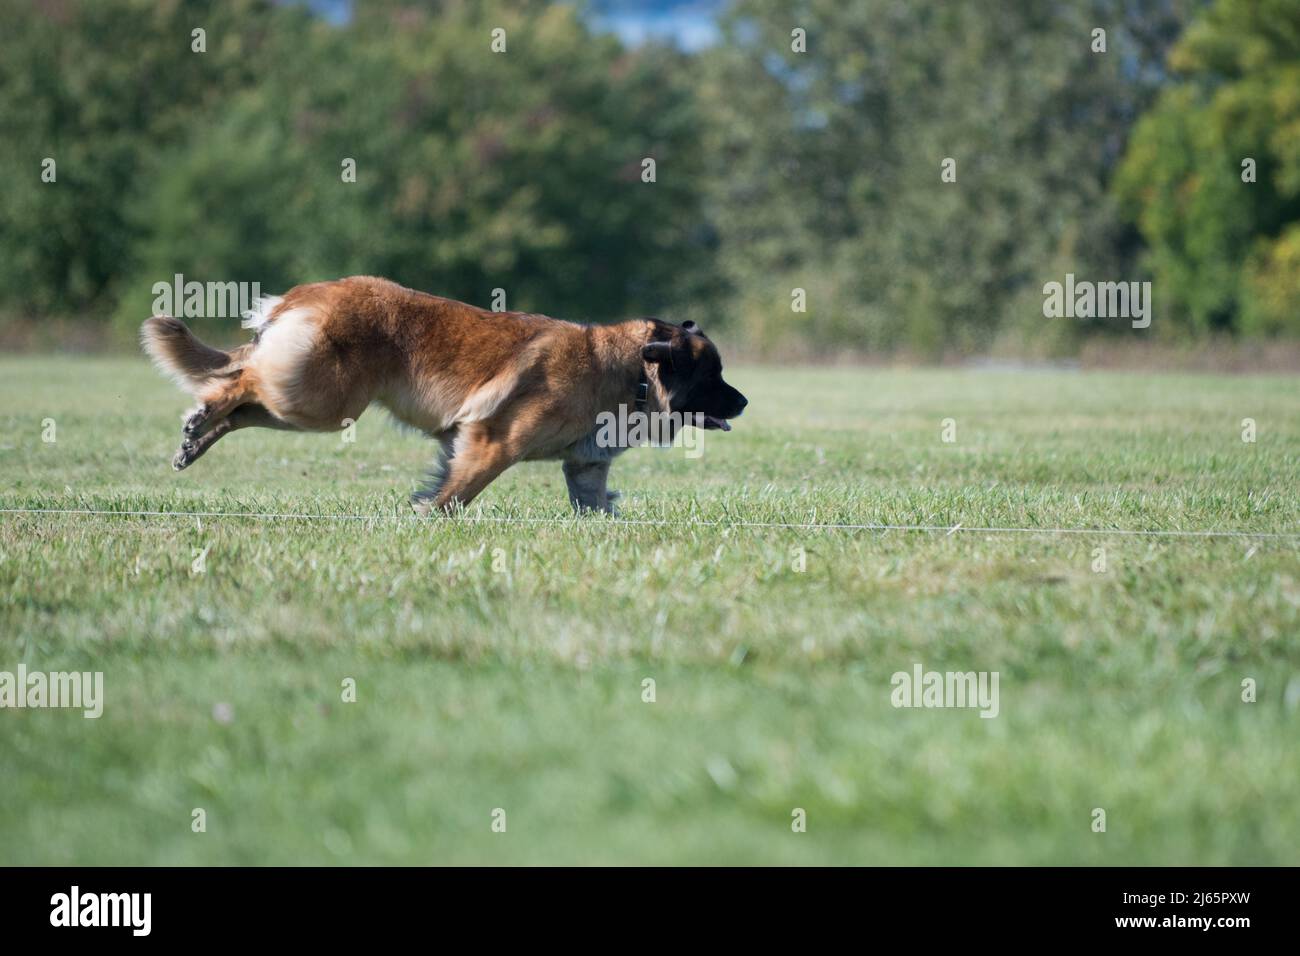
{"left": 562, "top": 459, "right": 615, "bottom": 514}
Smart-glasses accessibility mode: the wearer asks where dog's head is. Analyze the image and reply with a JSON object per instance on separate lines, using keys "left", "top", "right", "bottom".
{"left": 642, "top": 320, "right": 748, "bottom": 431}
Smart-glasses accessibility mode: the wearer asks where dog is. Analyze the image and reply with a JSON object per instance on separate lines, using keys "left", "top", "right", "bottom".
{"left": 141, "top": 276, "right": 747, "bottom": 514}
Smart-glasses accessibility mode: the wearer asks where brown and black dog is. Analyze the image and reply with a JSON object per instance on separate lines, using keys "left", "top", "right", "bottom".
{"left": 141, "top": 276, "right": 747, "bottom": 513}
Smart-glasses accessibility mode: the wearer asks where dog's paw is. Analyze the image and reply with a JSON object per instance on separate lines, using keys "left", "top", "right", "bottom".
{"left": 182, "top": 404, "right": 210, "bottom": 439}
{"left": 570, "top": 494, "right": 620, "bottom": 516}
{"left": 172, "top": 440, "right": 196, "bottom": 471}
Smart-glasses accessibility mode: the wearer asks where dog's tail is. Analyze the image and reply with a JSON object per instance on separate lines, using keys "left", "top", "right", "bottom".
{"left": 140, "top": 316, "right": 233, "bottom": 395}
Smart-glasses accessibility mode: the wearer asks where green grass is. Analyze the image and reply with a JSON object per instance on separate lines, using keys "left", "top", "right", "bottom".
{"left": 1, "top": 356, "right": 1298, "bottom": 865}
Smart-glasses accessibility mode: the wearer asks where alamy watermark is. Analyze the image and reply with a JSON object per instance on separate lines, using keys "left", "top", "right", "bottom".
{"left": 0, "top": 665, "right": 103, "bottom": 718}
{"left": 593, "top": 405, "right": 708, "bottom": 459}
{"left": 890, "top": 663, "right": 999, "bottom": 718}
{"left": 1043, "top": 273, "right": 1151, "bottom": 328}
{"left": 50, "top": 886, "right": 150, "bottom": 936}
{"left": 151, "top": 273, "right": 262, "bottom": 320}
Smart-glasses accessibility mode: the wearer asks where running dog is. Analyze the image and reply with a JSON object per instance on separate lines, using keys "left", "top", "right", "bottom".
{"left": 141, "top": 276, "right": 747, "bottom": 513}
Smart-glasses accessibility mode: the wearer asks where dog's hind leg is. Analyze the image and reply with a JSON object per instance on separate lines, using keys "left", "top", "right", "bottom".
{"left": 179, "top": 346, "right": 258, "bottom": 439}
{"left": 183, "top": 365, "right": 266, "bottom": 441}
{"left": 173, "top": 403, "right": 299, "bottom": 471}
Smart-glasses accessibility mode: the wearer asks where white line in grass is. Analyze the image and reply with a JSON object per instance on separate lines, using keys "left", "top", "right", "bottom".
{"left": 0, "top": 507, "right": 1296, "bottom": 540}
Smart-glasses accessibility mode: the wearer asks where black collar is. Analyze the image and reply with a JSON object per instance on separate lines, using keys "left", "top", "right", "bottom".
{"left": 634, "top": 368, "right": 649, "bottom": 411}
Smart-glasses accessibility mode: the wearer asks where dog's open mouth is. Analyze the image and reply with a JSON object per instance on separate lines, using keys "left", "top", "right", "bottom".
{"left": 701, "top": 416, "right": 731, "bottom": 431}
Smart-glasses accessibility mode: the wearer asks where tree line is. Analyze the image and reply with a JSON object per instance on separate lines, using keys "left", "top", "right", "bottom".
{"left": 1, "top": 0, "right": 1295, "bottom": 355}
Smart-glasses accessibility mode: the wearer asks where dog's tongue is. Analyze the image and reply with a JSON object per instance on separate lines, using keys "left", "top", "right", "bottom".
{"left": 704, "top": 416, "right": 732, "bottom": 431}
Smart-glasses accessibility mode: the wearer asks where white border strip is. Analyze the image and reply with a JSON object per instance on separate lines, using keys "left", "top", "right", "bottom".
{"left": 0, "top": 507, "right": 1295, "bottom": 540}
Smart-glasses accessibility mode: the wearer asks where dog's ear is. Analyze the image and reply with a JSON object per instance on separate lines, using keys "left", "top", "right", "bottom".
{"left": 642, "top": 341, "right": 673, "bottom": 365}
{"left": 681, "top": 320, "right": 699, "bottom": 334}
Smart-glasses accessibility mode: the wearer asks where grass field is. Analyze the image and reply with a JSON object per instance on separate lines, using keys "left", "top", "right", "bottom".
{"left": 1, "top": 356, "right": 1298, "bottom": 865}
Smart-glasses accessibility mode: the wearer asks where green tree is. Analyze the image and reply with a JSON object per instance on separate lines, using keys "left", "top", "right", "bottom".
{"left": 2, "top": 0, "right": 715, "bottom": 339}
{"left": 698, "top": 0, "right": 1194, "bottom": 356}
{"left": 115, "top": 0, "right": 715, "bottom": 337}
{"left": 0, "top": 0, "right": 289, "bottom": 318}
{"left": 1115, "top": 0, "right": 1300, "bottom": 336}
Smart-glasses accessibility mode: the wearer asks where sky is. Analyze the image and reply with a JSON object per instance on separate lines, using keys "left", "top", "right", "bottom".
{"left": 586, "top": 1, "right": 723, "bottom": 51}
{"left": 291, "top": 1, "right": 725, "bottom": 50}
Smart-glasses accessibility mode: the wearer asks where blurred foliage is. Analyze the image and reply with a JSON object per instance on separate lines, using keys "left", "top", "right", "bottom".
{"left": 1116, "top": 0, "right": 1300, "bottom": 338}
{"left": 696, "top": 0, "right": 1197, "bottom": 355}
{"left": 0, "top": 0, "right": 711, "bottom": 341}
{"left": 0, "top": 0, "right": 280, "bottom": 319}
{"left": 4, "top": 0, "right": 1299, "bottom": 354}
